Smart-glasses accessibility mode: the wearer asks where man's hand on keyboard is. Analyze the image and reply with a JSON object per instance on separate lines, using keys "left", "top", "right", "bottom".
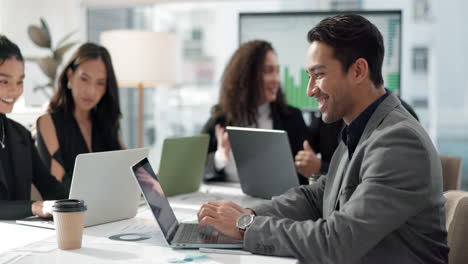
{"left": 197, "top": 201, "right": 250, "bottom": 240}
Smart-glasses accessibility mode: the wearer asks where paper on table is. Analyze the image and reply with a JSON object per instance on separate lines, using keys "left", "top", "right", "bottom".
{"left": 0, "top": 252, "right": 29, "bottom": 264}
{"left": 167, "top": 253, "right": 209, "bottom": 263}
{"left": 165, "top": 253, "right": 224, "bottom": 264}
{"left": 105, "top": 221, "right": 166, "bottom": 246}
{"left": 112, "top": 222, "right": 159, "bottom": 234}
{"left": 13, "top": 240, "right": 56, "bottom": 253}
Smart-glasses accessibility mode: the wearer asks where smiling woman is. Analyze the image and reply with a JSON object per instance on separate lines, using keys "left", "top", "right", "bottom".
{"left": 0, "top": 35, "right": 67, "bottom": 220}
{"left": 0, "top": 56, "right": 24, "bottom": 113}
{"left": 35, "top": 43, "right": 123, "bottom": 195}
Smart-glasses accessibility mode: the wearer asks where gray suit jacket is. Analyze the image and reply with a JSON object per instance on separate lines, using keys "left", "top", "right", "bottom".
{"left": 245, "top": 93, "right": 449, "bottom": 263}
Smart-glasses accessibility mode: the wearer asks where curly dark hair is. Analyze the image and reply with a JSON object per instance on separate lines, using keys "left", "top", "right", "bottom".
{"left": 307, "top": 14, "right": 384, "bottom": 87}
{"left": 213, "top": 40, "right": 289, "bottom": 126}
{"left": 48, "top": 42, "right": 121, "bottom": 141}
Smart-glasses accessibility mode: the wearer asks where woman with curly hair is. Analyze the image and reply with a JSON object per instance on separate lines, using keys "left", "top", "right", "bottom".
{"left": 202, "top": 40, "right": 309, "bottom": 184}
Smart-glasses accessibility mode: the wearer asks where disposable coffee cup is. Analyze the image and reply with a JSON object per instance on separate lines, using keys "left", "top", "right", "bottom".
{"left": 52, "top": 199, "right": 87, "bottom": 250}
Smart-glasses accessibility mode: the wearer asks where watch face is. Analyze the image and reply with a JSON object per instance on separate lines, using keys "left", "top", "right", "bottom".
{"left": 237, "top": 214, "right": 253, "bottom": 229}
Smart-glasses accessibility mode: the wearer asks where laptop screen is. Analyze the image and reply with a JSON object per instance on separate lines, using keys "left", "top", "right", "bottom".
{"left": 132, "top": 158, "right": 178, "bottom": 239}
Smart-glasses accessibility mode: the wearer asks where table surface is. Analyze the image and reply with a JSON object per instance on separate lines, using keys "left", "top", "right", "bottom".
{"left": 0, "top": 183, "right": 296, "bottom": 264}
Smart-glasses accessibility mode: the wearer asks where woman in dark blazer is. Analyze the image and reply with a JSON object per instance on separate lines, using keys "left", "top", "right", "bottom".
{"left": 36, "top": 43, "right": 122, "bottom": 194}
{"left": 0, "top": 35, "right": 67, "bottom": 220}
{"left": 202, "top": 40, "right": 309, "bottom": 184}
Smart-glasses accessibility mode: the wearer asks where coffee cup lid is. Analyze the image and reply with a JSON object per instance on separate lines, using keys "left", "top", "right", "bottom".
{"left": 52, "top": 199, "right": 87, "bottom": 212}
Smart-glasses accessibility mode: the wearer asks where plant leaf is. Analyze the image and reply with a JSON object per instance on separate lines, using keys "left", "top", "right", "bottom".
{"left": 38, "top": 57, "right": 59, "bottom": 81}
{"left": 24, "top": 56, "right": 41, "bottom": 62}
{"left": 27, "top": 25, "right": 50, "bottom": 48}
{"left": 33, "top": 84, "right": 54, "bottom": 99}
{"left": 39, "top": 17, "right": 52, "bottom": 47}
{"left": 54, "top": 42, "right": 77, "bottom": 61}
{"left": 56, "top": 30, "right": 77, "bottom": 48}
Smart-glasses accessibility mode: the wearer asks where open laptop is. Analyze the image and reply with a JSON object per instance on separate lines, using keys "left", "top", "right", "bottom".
{"left": 157, "top": 135, "right": 209, "bottom": 197}
{"left": 16, "top": 148, "right": 150, "bottom": 229}
{"left": 226, "top": 126, "right": 300, "bottom": 199}
{"left": 132, "top": 157, "right": 243, "bottom": 248}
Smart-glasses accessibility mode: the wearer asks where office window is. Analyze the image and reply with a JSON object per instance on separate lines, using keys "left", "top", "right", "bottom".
{"left": 413, "top": 0, "right": 432, "bottom": 22}
{"left": 413, "top": 47, "right": 428, "bottom": 73}
{"left": 330, "top": 0, "right": 362, "bottom": 10}
{"left": 87, "top": 5, "right": 216, "bottom": 152}
{"left": 87, "top": 7, "right": 156, "bottom": 148}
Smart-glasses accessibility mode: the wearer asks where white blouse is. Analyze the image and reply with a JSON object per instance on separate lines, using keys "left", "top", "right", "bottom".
{"left": 214, "top": 103, "right": 273, "bottom": 182}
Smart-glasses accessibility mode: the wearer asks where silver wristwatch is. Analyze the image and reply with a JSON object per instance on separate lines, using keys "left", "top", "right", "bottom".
{"left": 236, "top": 214, "right": 255, "bottom": 231}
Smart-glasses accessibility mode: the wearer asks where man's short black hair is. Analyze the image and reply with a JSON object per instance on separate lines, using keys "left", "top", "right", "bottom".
{"left": 0, "top": 35, "right": 24, "bottom": 65}
{"left": 307, "top": 14, "right": 384, "bottom": 87}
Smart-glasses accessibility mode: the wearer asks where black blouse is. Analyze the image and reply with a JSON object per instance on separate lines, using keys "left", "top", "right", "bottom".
{"left": 0, "top": 115, "right": 67, "bottom": 220}
{"left": 36, "top": 110, "right": 121, "bottom": 194}
{"left": 0, "top": 114, "right": 15, "bottom": 199}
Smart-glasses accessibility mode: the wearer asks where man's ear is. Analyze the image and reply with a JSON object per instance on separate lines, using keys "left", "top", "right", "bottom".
{"left": 351, "top": 58, "right": 369, "bottom": 84}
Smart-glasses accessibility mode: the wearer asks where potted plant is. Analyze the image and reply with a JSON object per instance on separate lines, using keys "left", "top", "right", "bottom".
{"left": 26, "top": 17, "right": 77, "bottom": 98}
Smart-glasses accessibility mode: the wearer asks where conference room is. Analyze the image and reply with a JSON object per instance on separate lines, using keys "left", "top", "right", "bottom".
{"left": 1, "top": 0, "right": 467, "bottom": 263}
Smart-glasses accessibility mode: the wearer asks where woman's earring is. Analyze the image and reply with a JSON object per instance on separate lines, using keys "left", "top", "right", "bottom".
{"left": 67, "top": 82, "right": 72, "bottom": 90}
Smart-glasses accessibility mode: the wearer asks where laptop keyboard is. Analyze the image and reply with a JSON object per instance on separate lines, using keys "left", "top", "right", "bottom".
{"left": 16, "top": 217, "right": 55, "bottom": 229}
{"left": 174, "top": 224, "right": 218, "bottom": 244}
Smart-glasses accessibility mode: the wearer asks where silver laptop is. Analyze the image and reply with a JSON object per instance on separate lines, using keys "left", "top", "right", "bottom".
{"left": 16, "top": 148, "right": 149, "bottom": 229}
{"left": 226, "top": 126, "right": 300, "bottom": 199}
{"left": 132, "top": 157, "right": 243, "bottom": 249}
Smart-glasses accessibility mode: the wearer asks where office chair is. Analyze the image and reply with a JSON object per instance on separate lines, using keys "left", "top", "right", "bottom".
{"left": 444, "top": 190, "right": 468, "bottom": 264}
{"left": 440, "top": 156, "right": 462, "bottom": 191}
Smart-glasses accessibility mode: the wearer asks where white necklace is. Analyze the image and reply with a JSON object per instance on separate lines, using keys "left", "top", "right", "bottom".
{"left": 0, "top": 119, "right": 5, "bottom": 149}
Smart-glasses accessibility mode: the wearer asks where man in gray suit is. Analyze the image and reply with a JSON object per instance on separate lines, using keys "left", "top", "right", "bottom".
{"left": 198, "top": 14, "right": 448, "bottom": 263}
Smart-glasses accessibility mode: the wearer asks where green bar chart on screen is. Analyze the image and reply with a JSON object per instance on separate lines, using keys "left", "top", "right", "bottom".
{"left": 386, "top": 73, "right": 400, "bottom": 92}
{"left": 283, "top": 67, "right": 318, "bottom": 110}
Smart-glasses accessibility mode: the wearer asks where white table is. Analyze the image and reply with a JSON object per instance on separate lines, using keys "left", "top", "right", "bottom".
{"left": 0, "top": 183, "right": 296, "bottom": 264}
